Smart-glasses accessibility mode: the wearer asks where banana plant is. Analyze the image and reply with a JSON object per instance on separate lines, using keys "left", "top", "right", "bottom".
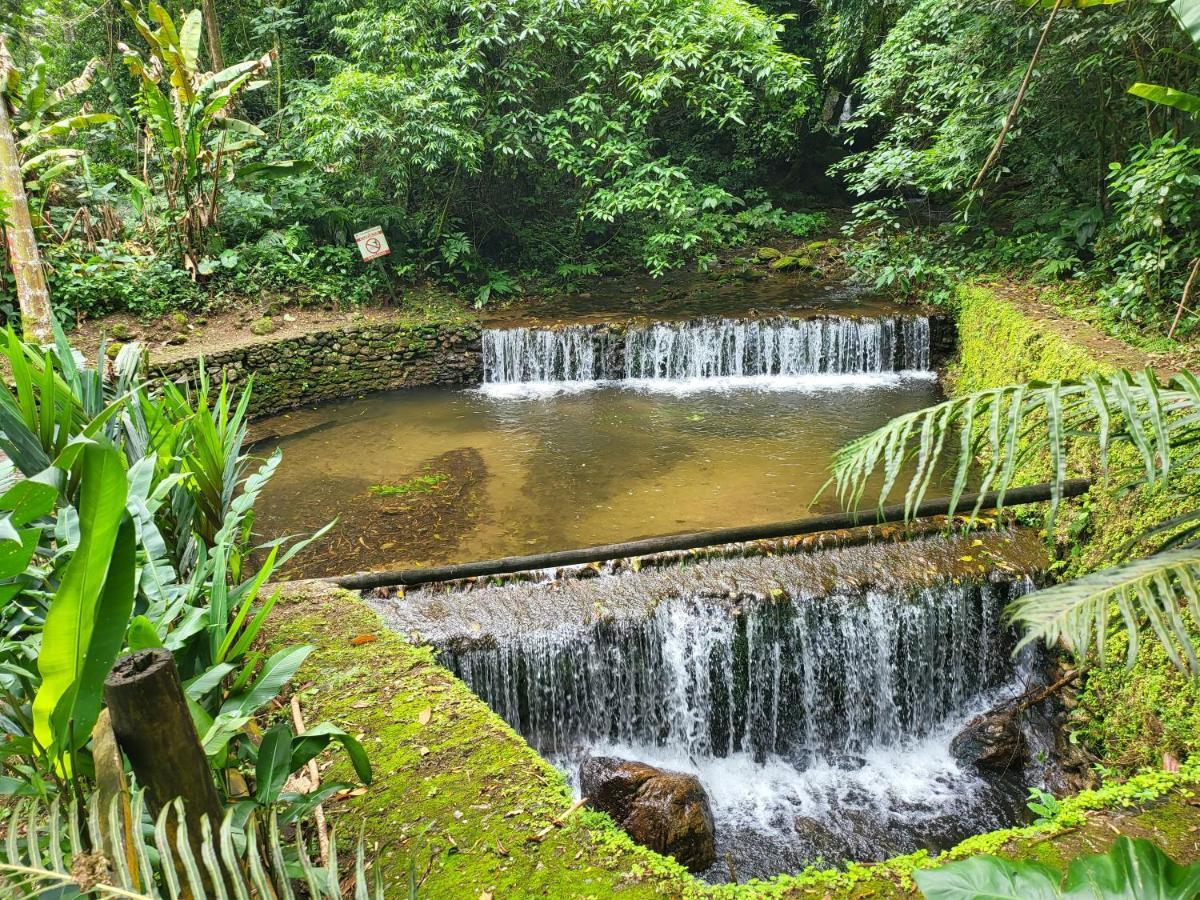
{"left": 119, "top": 1, "right": 310, "bottom": 274}
{"left": 0, "top": 49, "right": 116, "bottom": 225}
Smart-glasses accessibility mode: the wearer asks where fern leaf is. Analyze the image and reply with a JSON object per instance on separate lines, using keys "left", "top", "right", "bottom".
{"left": 1007, "top": 548, "right": 1200, "bottom": 675}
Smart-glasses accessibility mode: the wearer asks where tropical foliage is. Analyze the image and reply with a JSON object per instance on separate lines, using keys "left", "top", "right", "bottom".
{"left": 829, "top": 367, "right": 1200, "bottom": 675}
{"left": 0, "top": 324, "right": 364, "bottom": 880}
{"left": 915, "top": 836, "right": 1200, "bottom": 900}
{"left": 0, "top": 792, "right": 383, "bottom": 898}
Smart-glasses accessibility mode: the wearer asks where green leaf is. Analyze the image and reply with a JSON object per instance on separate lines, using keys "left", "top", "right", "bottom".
{"left": 288, "top": 722, "right": 373, "bottom": 786}
{"left": 52, "top": 515, "right": 137, "bottom": 753}
{"left": 32, "top": 443, "right": 128, "bottom": 757}
{"left": 220, "top": 646, "right": 312, "bottom": 718}
{"left": 127, "top": 615, "right": 164, "bottom": 651}
{"left": 1007, "top": 549, "right": 1200, "bottom": 676}
{"left": 1128, "top": 83, "right": 1200, "bottom": 116}
{"left": 179, "top": 8, "right": 203, "bottom": 71}
{"left": 0, "top": 467, "right": 59, "bottom": 525}
{"left": 914, "top": 855, "right": 1062, "bottom": 899}
{"left": 255, "top": 722, "right": 295, "bottom": 805}
{"left": 1172, "top": 0, "right": 1200, "bottom": 46}
{"left": 1063, "top": 836, "right": 1200, "bottom": 899}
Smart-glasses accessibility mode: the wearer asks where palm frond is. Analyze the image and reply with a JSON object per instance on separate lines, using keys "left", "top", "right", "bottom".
{"left": 0, "top": 792, "right": 383, "bottom": 899}
{"left": 829, "top": 368, "right": 1200, "bottom": 533}
{"left": 1007, "top": 548, "right": 1200, "bottom": 676}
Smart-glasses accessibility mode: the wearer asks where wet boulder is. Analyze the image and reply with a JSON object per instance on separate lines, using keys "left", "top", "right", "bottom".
{"left": 580, "top": 756, "right": 716, "bottom": 873}
{"left": 951, "top": 702, "right": 1027, "bottom": 772}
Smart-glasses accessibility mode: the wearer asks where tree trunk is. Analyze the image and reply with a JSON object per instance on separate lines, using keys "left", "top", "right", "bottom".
{"left": 202, "top": 0, "right": 225, "bottom": 73}
{"left": 105, "top": 649, "right": 225, "bottom": 893}
{"left": 0, "top": 41, "right": 53, "bottom": 344}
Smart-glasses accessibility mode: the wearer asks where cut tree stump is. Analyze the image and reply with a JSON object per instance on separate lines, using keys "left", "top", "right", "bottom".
{"left": 104, "top": 649, "right": 224, "bottom": 888}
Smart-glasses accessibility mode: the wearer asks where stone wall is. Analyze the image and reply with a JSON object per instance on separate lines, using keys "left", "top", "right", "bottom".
{"left": 153, "top": 319, "right": 482, "bottom": 416}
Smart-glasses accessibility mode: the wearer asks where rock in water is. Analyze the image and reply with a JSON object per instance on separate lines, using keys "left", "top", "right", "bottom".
{"left": 950, "top": 702, "right": 1027, "bottom": 772}
{"left": 580, "top": 756, "right": 716, "bottom": 872}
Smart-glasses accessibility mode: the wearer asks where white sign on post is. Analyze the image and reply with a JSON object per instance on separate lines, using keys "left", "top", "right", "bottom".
{"left": 354, "top": 226, "right": 391, "bottom": 262}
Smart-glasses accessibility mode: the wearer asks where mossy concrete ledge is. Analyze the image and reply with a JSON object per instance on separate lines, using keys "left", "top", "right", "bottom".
{"left": 262, "top": 582, "right": 1200, "bottom": 898}
{"left": 952, "top": 282, "right": 1200, "bottom": 773}
{"left": 152, "top": 315, "right": 482, "bottom": 416}
{"left": 262, "top": 582, "right": 694, "bottom": 898}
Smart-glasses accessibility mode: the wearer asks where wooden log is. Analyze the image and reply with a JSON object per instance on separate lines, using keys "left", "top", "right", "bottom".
{"left": 330, "top": 478, "right": 1092, "bottom": 590}
{"left": 104, "top": 649, "right": 224, "bottom": 887}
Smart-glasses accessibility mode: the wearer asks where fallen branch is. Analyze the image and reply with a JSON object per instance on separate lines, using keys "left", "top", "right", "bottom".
{"left": 529, "top": 797, "right": 589, "bottom": 842}
{"left": 1017, "top": 668, "right": 1082, "bottom": 712}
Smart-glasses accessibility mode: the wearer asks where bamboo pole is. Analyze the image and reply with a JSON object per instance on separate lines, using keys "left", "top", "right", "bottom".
{"left": 0, "top": 36, "right": 53, "bottom": 344}
{"left": 330, "top": 478, "right": 1092, "bottom": 591}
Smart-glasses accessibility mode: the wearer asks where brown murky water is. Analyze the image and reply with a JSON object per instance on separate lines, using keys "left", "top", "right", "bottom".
{"left": 254, "top": 373, "right": 949, "bottom": 578}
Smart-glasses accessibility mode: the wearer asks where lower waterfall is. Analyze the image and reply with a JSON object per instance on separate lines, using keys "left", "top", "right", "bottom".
{"left": 440, "top": 578, "right": 1041, "bottom": 881}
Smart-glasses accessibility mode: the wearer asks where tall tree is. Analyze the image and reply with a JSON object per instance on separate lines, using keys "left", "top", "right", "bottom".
{"left": 0, "top": 36, "right": 51, "bottom": 344}
{"left": 201, "top": 0, "right": 225, "bottom": 72}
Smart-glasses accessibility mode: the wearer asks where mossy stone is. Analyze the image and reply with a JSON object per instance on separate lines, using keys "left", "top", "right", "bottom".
{"left": 756, "top": 247, "right": 782, "bottom": 262}
{"left": 250, "top": 316, "right": 278, "bottom": 336}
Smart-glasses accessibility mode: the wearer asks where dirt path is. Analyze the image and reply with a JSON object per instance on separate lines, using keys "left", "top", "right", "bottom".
{"left": 979, "top": 280, "right": 1200, "bottom": 376}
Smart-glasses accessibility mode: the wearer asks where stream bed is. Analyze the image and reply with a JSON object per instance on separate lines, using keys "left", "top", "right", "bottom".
{"left": 256, "top": 312, "right": 948, "bottom": 577}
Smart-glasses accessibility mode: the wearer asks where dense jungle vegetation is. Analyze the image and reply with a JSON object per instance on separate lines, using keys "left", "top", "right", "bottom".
{"left": 10, "top": 0, "right": 1200, "bottom": 897}
{"left": 1, "top": 0, "right": 1197, "bottom": 340}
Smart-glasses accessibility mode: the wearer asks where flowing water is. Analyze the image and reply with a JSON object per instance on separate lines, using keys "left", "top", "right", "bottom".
{"left": 418, "top": 558, "right": 1043, "bottom": 882}
{"left": 482, "top": 316, "right": 931, "bottom": 386}
{"left": 257, "top": 313, "right": 950, "bottom": 577}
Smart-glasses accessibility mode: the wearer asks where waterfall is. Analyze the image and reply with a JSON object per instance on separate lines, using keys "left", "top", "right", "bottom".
{"left": 480, "top": 316, "right": 932, "bottom": 385}
{"left": 481, "top": 325, "right": 620, "bottom": 384}
{"left": 441, "top": 578, "right": 1019, "bottom": 762}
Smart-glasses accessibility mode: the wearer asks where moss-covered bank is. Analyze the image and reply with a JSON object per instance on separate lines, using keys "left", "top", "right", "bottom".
{"left": 952, "top": 282, "right": 1200, "bottom": 770}
{"left": 263, "top": 581, "right": 1200, "bottom": 898}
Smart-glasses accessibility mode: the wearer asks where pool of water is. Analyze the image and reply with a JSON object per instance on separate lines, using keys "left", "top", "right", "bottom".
{"left": 255, "top": 371, "right": 946, "bottom": 578}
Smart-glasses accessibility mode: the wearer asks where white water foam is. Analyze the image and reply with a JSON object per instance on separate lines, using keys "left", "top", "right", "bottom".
{"left": 476, "top": 371, "right": 937, "bottom": 400}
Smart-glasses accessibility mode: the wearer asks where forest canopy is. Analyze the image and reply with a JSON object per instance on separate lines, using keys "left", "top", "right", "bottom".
{"left": 2, "top": 0, "right": 1200, "bottom": 336}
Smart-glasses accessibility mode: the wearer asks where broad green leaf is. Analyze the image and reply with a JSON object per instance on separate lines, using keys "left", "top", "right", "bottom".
{"left": 179, "top": 8, "right": 203, "bottom": 71}
{"left": 32, "top": 443, "right": 128, "bottom": 756}
{"left": 220, "top": 645, "right": 312, "bottom": 718}
{"left": 1128, "top": 83, "right": 1200, "bottom": 116}
{"left": 289, "top": 722, "right": 373, "bottom": 786}
{"left": 1062, "top": 836, "right": 1200, "bottom": 899}
{"left": 127, "top": 614, "right": 164, "bottom": 651}
{"left": 255, "top": 722, "right": 295, "bottom": 804}
{"left": 51, "top": 515, "right": 137, "bottom": 754}
{"left": 0, "top": 468, "right": 59, "bottom": 525}
{"left": 1172, "top": 0, "right": 1200, "bottom": 45}
{"left": 914, "top": 855, "right": 1062, "bottom": 899}
{"left": 0, "top": 525, "right": 40, "bottom": 581}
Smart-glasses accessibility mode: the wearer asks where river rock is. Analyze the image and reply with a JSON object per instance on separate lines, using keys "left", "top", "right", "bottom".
{"left": 950, "top": 702, "right": 1027, "bottom": 772}
{"left": 580, "top": 756, "right": 716, "bottom": 872}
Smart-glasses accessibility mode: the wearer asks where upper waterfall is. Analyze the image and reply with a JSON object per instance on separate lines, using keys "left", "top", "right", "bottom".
{"left": 481, "top": 315, "right": 933, "bottom": 386}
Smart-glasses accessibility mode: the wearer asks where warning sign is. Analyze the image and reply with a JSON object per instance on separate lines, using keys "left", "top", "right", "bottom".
{"left": 354, "top": 226, "right": 391, "bottom": 262}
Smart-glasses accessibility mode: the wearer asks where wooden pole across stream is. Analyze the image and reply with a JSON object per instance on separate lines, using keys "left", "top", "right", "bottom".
{"left": 329, "top": 478, "right": 1091, "bottom": 591}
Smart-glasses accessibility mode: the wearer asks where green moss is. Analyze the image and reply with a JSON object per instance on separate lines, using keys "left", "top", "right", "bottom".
{"left": 953, "top": 282, "right": 1200, "bottom": 766}
{"left": 1075, "top": 630, "right": 1200, "bottom": 769}
{"left": 263, "top": 585, "right": 694, "bottom": 898}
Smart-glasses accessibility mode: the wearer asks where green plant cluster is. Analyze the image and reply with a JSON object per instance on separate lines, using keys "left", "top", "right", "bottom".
{"left": 835, "top": 0, "right": 1200, "bottom": 334}
{"left": 2, "top": 0, "right": 827, "bottom": 324}
{"left": 0, "top": 325, "right": 370, "bottom": 885}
